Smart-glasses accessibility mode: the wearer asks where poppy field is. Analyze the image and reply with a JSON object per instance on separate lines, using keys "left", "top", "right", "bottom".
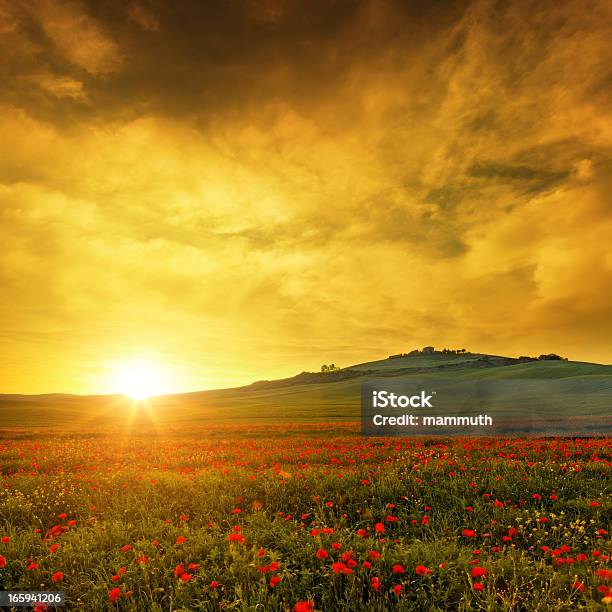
{"left": 0, "top": 425, "right": 610, "bottom": 611}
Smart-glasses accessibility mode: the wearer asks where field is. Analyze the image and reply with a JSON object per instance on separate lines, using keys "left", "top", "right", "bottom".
{"left": 0, "top": 426, "right": 610, "bottom": 611}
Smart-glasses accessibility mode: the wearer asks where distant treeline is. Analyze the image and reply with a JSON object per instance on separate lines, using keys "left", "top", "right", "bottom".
{"left": 388, "top": 347, "right": 567, "bottom": 361}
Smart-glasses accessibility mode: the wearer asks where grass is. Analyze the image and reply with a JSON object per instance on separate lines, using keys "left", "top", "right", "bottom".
{"left": 0, "top": 353, "right": 610, "bottom": 609}
{"left": 1, "top": 353, "right": 610, "bottom": 430}
{"left": 0, "top": 427, "right": 610, "bottom": 610}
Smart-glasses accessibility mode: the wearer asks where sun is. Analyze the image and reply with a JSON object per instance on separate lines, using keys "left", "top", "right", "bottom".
{"left": 112, "top": 358, "right": 166, "bottom": 401}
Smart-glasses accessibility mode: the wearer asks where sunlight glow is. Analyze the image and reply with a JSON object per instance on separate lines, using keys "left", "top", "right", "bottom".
{"left": 111, "top": 358, "right": 167, "bottom": 400}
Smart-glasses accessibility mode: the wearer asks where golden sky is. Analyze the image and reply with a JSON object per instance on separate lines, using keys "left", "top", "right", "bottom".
{"left": 1, "top": 0, "right": 612, "bottom": 394}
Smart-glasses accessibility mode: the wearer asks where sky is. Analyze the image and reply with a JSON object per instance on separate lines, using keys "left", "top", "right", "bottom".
{"left": 1, "top": 0, "right": 611, "bottom": 394}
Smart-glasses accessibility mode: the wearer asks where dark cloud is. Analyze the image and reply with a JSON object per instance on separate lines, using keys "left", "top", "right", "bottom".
{"left": 1, "top": 0, "right": 612, "bottom": 392}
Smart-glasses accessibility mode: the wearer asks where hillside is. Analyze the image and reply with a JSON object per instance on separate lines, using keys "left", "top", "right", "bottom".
{"left": 0, "top": 351, "right": 611, "bottom": 430}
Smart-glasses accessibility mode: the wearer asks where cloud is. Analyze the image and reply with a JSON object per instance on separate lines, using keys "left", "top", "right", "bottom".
{"left": 32, "top": 0, "right": 122, "bottom": 75}
{"left": 1, "top": 0, "right": 612, "bottom": 392}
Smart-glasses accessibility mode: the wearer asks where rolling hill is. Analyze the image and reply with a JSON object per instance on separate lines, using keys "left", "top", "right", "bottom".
{"left": 1, "top": 351, "right": 611, "bottom": 432}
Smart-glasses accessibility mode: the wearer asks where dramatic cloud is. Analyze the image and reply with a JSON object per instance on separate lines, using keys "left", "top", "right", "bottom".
{"left": 1, "top": 0, "right": 611, "bottom": 393}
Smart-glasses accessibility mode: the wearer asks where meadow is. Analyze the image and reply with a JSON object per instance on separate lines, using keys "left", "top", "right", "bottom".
{"left": 0, "top": 425, "right": 610, "bottom": 611}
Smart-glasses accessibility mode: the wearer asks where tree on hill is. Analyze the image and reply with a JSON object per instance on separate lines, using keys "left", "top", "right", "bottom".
{"left": 321, "top": 363, "right": 340, "bottom": 372}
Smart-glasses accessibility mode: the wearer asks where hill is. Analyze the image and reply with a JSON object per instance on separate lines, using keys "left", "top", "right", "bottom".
{"left": 0, "top": 351, "right": 611, "bottom": 431}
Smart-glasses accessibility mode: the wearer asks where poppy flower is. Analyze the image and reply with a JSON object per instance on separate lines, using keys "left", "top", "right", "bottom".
{"left": 371, "top": 576, "right": 381, "bottom": 591}
{"left": 332, "top": 562, "right": 353, "bottom": 575}
{"left": 108, "top": 588, "right": 122, "bottom": 602}
{"left": 393, "top": 584, "right": 403, "bottom": 595}
{"left": 1, "top": 537, "right": 9, "bottom": 544}
{"left": 175, "top": 536, "right": 188, "bottom": 544}
{"left": 269, "top": 576, "right": 282, "bottom": 587}
{"left": 52, "top": 571, "right": 64, "bottom": 583}
{"left": 49, "top": 544, "right": 59, "bottom": 554}
{"left": 316, "top": 549, "right": 329, "bottom": 559}
{"left": 462, "top": 529, "right": 477, "bottom": 537}
{"left": 415, "top": 565, "right": 432, "bottom": 575}
{"left": 473, "top": 582, "right": 484, "bottom": 591}
{"left": 174, "top": 563, "right": 185, "bottom": 576}
{"left": 120, "top": 544, "right": 132, "bottom": 552}
{"left": 392, "top": 564, "right": 405, "bottom": 574}
{"left": 471, "top": 567, "right": 487, "bottom": 578}
{"left": 375, "top": 523, "right": 385, "bottom": 534}
{"left": 294, "top": 601, "right": 314, "bottom": 612}
{"left": 595, "top": 569, "right": 612, "bottom": 580}
{"left": 0, "top": 555, "right": 5, "bottom": 568}
{"left": 572, "top": 582, "right": 585, "bottom": 591}
{"left": 179, "top": 573, "right": 192, "bottom": 582}
{"left": 258, "top": 547, "right": 266, "bottom": 557}
{"left": 210, "top": 580, "right": 220, "bottom": 588}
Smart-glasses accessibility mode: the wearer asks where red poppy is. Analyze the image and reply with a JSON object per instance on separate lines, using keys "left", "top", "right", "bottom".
{"left": 473, "top": 582, "right": 484, "bottom": 591}
{"left": 0, "top": 555, "right": 5, "bottom": 568}
{"left": 1, "top": 537, "right": 9, "bottom": 544}
{"left": 392, "top": 564, "right": 405, "bottom": 574}
{"left": 471, "top": 567, "right": 487, "bottom": 578}
{"left": 175, "top": 536, "right": 188, "bottom": 544}
{"left": 393, "top": 584, "right": 403, "bottom": 595}
{"left": 210, "top": 580, "right": 220, "bottom": 588}
{"left": 595, "top": 569, "right": 612, "bottom": 580}
{"left": 375, "top": 523, "right": 385, "bottom": 534}
{"left": 179, "top": 573, "right": 192, "bottom": 582}
{"left": 269, "top": 576, "right": 282, "bottom": 587}
{"left": 51, "top": 571, "right": 64, "bottom": 583}
{"left": 415, "top": 565, "right": 432, "bottom": 575}
{"left": 227, "top": 533, "right": 246, "bottom": 544}
{"left": 120, "top": 544, "right": 132, "bottom": 552}
{"left": 49, "top": 544, "right": 59, "bottom": 554}
{"left": 108, "top": 587, "right": 122, "bottom": 602}
{"left": 316, "top": 549, "right": 329, "bottom": 559}
{"left": 572, "top": 581, "right": 585, "bottom": 591}
{"left": 332, "top": 562, "right": 353, "bottom": 575}
{"left": 294, "top": 601, "right": 314, "bottom": 612}
{"left": 462, "top": 529, "right": 477, "bottom": 537}
{"left": 371, "top": 576, "right": 381, "bottom": 591}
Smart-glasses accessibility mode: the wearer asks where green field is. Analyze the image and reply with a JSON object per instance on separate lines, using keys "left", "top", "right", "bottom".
{"left": 1, "top": 352, "right": 611, "bottom": 610}
{"left": 1, "top": 352, "right": 610, "bottom": 430}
